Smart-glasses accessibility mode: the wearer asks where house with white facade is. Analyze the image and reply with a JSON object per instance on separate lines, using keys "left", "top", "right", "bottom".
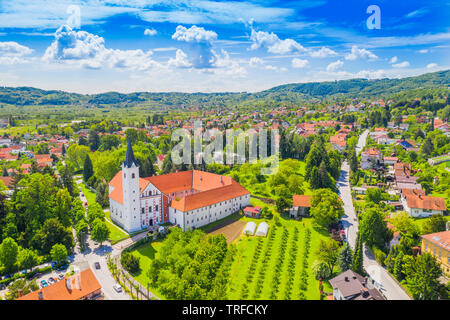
{"left": 400, "top": 189, "right": 446, "bottom": 218}
{"left": 109, "top": 141, "right": 250, "bottom": 233}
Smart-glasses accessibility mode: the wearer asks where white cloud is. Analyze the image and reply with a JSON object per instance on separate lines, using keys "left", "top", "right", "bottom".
{"left": 345, "top": 45, "right": 377, "bottom": 61}
{"left": 249, "top": 29, "right": 306, "bottom": 54}
{"left": 418, "top": 49, "right": 428, "bottom": 54}
{"left": 427, "top": 63, "right": 438, "bottom": 68}
{"left": 172, "top": 25, "right": 217, "bottom": 43}
{"left": 308, "top": 46, "right": 337, "bottom": 58}
{"left": 144, "top": 28, "right": 157, "bottom": 36}
{"left": 390, "top": 56, "right": 398, "bottom": 63}
{"left": 168, "top": 49, "right": 192, "bottom": 68}
{"left": 43, "top": 24, "right": 160, "bottom": 71}
{"left": 249, "top": 57, "right": 264, "bottom": 67}
{"left": 0, "top": 41, "right": 33, "bottom": 57}
{"left": 171, "top": 25, "right": 219, "bottom": 68}
{"left": 392, "top": 61, "right": 410, "bottom": 68}
{"left": 291, "top": 58, "right": 308, "bottom": 68}
{"left": 326, "top": 60, "right": 343, "bottom": 72}
{"left": 405, "top": 8, "right": 429, "bottom": 19}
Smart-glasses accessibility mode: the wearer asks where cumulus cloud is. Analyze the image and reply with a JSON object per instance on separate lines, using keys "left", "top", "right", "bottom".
{"left": 0, "top": 41, "right": 33, "bottom": 56}
{"left": 345, "top": 45, "right": 377, "bottom": 61}
{"left": 418, "top": 49, "right": 428, "bottom": 54}
{"left": 292, "top": 58, "right": 308, "bottom": 68}
{"left": 172, "top": 25, "right": 217, "bottom": 43}
{"left": 390, "top": 56, "right": 398, "bottom": 63}
{"left": 168, "top": 49, "right": 192, "bottom": 68}
{"left": 427, "top": 63, "right": 438, "bottom": 68}
{"left": 308, "top": 47, "right": 337, "bottom": 58}
{"left": 326, "top": 60, "right": 344, "bottom": 72}
{"left": 43, "top": 24, "right": 160, "bottom": 71}
{"left": 392, "top": 61, "right": 410, "bottom": 68}
{"left": 249, "top": 29, "right": 306, "bottom": 54}
{"left": 144, "top": 28, "right": 157, "bottom": 36}
{"left": 171, "top": 25, "right": 219, "bottom": 68}
{"left": 0, "top": 41, "right": 33, "bottom": 64}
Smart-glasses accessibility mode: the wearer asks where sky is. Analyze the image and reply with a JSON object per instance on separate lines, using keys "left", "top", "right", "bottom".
{"left": 0, "top": 0, "right": 449, "bottom": 94}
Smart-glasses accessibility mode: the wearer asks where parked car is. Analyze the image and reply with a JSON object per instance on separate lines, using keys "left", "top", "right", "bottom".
{"left": 113, "top": 283, "right": 122, "bottom": 293}
{"left": 40, "top": 280, "right": 49, "bottom": 288}
{"left": 48, "top": 277, "right": 56, "bottom": 285}
{"left": 30, "top": 272, "right": 43, "bottom": 280}
{"left": 58, "top": 274, "right": 65, "bottom": 280}
{"left": 57, "top": 263, "right": 69, "bottom": 271}
{"left": 94, "top": 262, "right": 101, "bottom": 270}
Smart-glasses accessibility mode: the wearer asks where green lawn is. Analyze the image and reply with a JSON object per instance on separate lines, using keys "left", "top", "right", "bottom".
{"left": 129, "top": 241, "right": 166, "bottom": 299}
{"left": 413, "top": 215, "right": 450, "bottom": 234}
{"left": 79, "top": 183, "right": 96, "bottom": 205}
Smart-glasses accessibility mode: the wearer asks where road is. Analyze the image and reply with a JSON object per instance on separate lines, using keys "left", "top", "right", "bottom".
{"left": 338, "top": 129, "right": 411, "bottom": 300}
{"left": 73, "top": 178, "right": 132, "bottom": 300}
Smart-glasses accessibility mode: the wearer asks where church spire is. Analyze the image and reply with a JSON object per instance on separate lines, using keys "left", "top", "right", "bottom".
{"left": 124, "top": 139, "right": 138, "bottom": 168}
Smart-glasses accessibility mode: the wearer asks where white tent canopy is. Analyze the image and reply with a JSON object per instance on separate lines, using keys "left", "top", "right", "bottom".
{"left": 255, "top": 222, "right": 269, "bottom": 237}
{"left": 243, "top": 221, "right": 257, "bottom": 235}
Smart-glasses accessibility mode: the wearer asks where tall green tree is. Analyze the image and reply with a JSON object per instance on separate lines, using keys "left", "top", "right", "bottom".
{"left": 310, "top": 189, "right": 344, "bottom": 229}
{"left": 17, "top": 248, "right": 38, "bottom": 270}
{"left": 0, "top": 237, "right": 19, "bottom": 273}
{"left": 91, "top": 218, "right": 110, "bottom": 247}
{"left": 359, "top": 208, "right": 389, "bottom": 249}
{"left": 315, "top": 239, "right": 340, "bottom": 274}
{"left": 83, "top": 154, "right": 94, "bottom": 184}
{"left": 403, "top": 253, "right": 443, "bottom": 300}
{"left": 337, "top": 243, "right": 353, "bottom": 272}
{"left": 50, "top": 243, "right": 68, "bottom": 265}
{"left": 352, "top": 232, "right": 365, "bottom": 276}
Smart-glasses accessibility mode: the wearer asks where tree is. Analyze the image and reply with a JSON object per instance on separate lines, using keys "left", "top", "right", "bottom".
{"left": 421, "top": 214, "right": 447, "bottom": 235}
{"left": 337, "top": 243, "right": 353, "bottom": 272}
{"left": 312, "top": 260, "right": 331, "bottom": 280}
{"left": 59, "top": 165, "right": 76, "bottom": 197}
{"left": 389, "top": 211, "right": 420, "bottom": 237}
{"left": 91, "top": 218, "right": 110, "bottom": 247}
{"left": 420, "top": 137, "right": 434, "bottom": 156}
{"left": 403, "top": 253, "right": 442, "bottom": 300}
{"left": 86, "top": 202, "right": 105, "bottom": 226}
{"left": 95, "top": 180, "right": 109, "bottom": 208}
{"left": 88, "top": 130, "right": 100, "bottom": 151}
{"left": 4, "top": 278, "right": 38, "bottom": 300}
{"left": 359, "top": 208, "right": 389, "bottom": 249}
{"left": 17, "top": 248, "right": 38, "bottom": 270}
{"left": 315, "top": 239, "right": 340, "bottom": 274}
{"left": 310, "top": 189, "right": 344, "bottom": 229}
{"left": 31, "top": 218, "right": 74, "bottom": 255}
{"left": 0, "top": 237, "right": 19, "bottom": 273}
{"left": 365, "top": 188, "right": 383, "bottom": 204}
{"left": 352, "top": 232, "right": 365, "bottom": 276}
{"left": 50, "top": 243, "right": 68, "bottom": 265}
{"left": 121, "top": 252, "right": 140, "bottom": 273}
{"left": 348, "top": 148, "right": 358, "bottom": 173}
{"left": 83, "top": 154, "right": 94, "bottom": 184}
{"left": 275, "top": 195, "right": 291, "bottom": 214}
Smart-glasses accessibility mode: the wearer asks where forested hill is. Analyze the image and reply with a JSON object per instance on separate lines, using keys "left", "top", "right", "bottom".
{"left": 265, "top": 69, "right": 450, "bottom": 98}
{"left": 0, "top": 70, "right": 448, "bottom": 108}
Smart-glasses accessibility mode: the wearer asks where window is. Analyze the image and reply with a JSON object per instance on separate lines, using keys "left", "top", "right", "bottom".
{"left": 132, "top": 173, "right": 135, "bottom": 179}
{"left": 142, "top": 208, "right": 144, "bottom": 214}
{"left": 156, "top": 205, "right": 158, "bottom": 211}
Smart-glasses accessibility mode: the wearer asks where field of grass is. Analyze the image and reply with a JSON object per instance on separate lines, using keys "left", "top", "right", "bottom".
{"left": 129, "top": 241, "right": 166, "bottom": 299}
{"left": 413, "top": 215, "right": 450, "bottom": 234}
{"left": 227, "top": 216, "right": 332, "bottom": 300}
{"left": 79, "top": 183, "right": 97, "bottom": 206}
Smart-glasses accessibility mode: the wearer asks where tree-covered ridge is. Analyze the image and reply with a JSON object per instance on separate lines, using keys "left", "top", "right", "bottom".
{"left": 0, "top": 70, "right": 448, "bottom": 108}
{"left": 265, "top": 70, "right": 450, "bottom": 98}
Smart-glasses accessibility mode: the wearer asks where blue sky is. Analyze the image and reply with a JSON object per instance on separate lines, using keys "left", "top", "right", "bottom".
{"left": 0, "top": 0, "right": 449, "bottom": 93}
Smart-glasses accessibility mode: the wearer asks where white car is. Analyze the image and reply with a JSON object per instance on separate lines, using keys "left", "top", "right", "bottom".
{"left": 113, "top": 283, "right": 122, "bottom": 293}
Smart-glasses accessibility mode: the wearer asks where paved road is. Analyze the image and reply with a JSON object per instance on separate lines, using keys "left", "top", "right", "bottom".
{"left": 338, "top": 129, "right": 411, "bottom": 300}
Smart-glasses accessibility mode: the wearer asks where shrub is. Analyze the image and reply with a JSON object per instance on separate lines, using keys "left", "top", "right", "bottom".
{"left": 121, "top": 252, "right": 140, "bottom": 273}
{"left": 372, "top": 246, "right": 387, "bottom": 266}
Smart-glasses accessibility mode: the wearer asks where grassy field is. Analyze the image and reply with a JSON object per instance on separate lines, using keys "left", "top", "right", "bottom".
{"left": 413, "top": 215, "right": 450, "bottom": 233}
{"left": 129, "top": 241, "right": 166, "bottom": 299}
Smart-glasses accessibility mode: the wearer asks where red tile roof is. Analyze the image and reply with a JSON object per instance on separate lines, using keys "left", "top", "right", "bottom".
{"left": 18, "top": 268, "right": 101, "bottom": 300}
{"left": 421, "top": 231, "right": 450, "bottom": 252}
{"left": 292, "top": 195, "right": 311, "bottom": 207}
{"left": 405, "top": 194, "right": 446, "bottom": 211}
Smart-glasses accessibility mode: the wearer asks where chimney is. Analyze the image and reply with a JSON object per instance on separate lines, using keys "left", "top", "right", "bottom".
{"left": 18, "top": 289, "right": 22, "bottom": 297}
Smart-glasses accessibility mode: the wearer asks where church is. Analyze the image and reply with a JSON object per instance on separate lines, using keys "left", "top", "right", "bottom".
{"left": 108, "top": 141, "right": 251, "bottom": 233}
